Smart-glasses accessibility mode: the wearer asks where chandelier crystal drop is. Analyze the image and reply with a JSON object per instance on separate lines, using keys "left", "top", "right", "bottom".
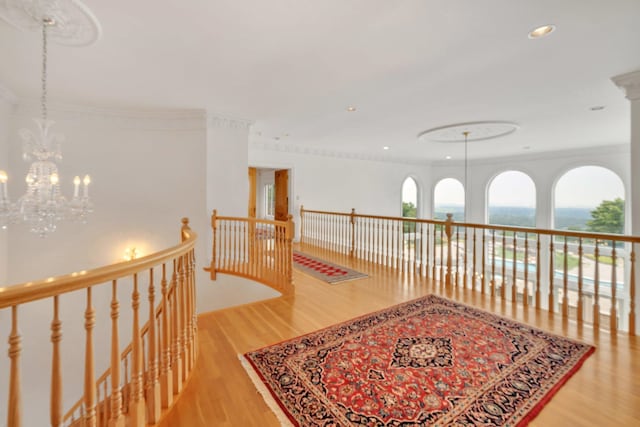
{"left": 0, "top": 17, "right": 93, "bottom": 237}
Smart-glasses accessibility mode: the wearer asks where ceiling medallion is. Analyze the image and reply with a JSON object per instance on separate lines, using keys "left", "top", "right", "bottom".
{"left": 417, "top": 121, "right": 519, "bottom": 143}
{"left": 0, "top": 0, "right": 102, "bottom": 46}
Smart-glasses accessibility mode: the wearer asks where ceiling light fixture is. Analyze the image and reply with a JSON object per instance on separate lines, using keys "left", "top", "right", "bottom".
{"left": 346, "top": 106, "right": 357, "bottom": 112}
{"left": 528, "top": 24, "right": 556, "bottom": 39}
{"left": 0, "top": 5, "right": 98, "bottom": 237}
{"left": 383, "top": 146, "right": 390, "bottom": 150}
{"left": 445, "top": 155, "right": 452, "bottom": 160}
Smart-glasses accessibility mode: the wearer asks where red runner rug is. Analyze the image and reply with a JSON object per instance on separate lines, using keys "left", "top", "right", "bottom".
{"left": 293, "top": 251, "right": 367, "bottom": 284}
{"left": 242, "top": 295, "right": 595, "bottom": 426}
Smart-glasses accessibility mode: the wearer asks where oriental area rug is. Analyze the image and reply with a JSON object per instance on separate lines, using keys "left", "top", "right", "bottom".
{"left": 293, "top": 251, "right": 368, "bottom": 284}
{"left": 242, "top": 295, "right": 595, "bottom": 426}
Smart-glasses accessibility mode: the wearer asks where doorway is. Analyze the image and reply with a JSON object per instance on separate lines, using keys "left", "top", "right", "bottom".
{"left": 248, "top": 167, "right": 290, "bottom": 221}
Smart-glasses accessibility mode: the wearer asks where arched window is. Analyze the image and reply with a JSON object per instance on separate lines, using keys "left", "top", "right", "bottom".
{"left": 487, "top": 171, "right": 536, "bottom": 227}
{"left": 402, "top": 177, "right": 418, "bottom": 218}
{"left": 554, "top": 166, "right": 625, "bottom": 234}
{"left": 433, "top": 178, "right": 464, "bottom": 221}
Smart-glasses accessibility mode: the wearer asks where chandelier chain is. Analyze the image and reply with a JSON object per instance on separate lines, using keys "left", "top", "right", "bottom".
{"left": 41, "top": 21, "right": 48, "bottom": 122}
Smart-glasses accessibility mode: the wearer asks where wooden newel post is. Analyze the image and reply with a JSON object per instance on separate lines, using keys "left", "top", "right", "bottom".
{"left": 180, "top": 217, "right": 191, "bottom": 241}
{"left": 84, "top": 288, "right": 97, "bottom": 427}
{"left": 130, "top": 275, "right": 146, "bottom": 427}
{"left": 445, "top": 213, "right": 453, "bottom": 289}
{"left": 147, "top": 269, "right": 161, "bottom": 423}
{"left": 109, "top": 281, "right": 125, "bottom": 427}
{"left": 300, "top": 205, "right": 305, "bottom": 245}
{"left": 205, "top": 210, "right": 217, "bottom": 280}
{"left": 286, "top": 214, "right": 295, "bottom": 291}
{"left": 350, "top": 208, "right": 356, "bottom": 258}
{"left": 50, "top": 296, "right": 62, "bottom": 427}
{"left": 7, "top": 305, "right": 22, "bottom": 427}
{"left": 629, "top": 246, "right": 636, "bottom": 336}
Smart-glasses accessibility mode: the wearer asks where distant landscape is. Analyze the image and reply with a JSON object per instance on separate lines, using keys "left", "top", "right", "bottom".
{"left": 434, "top": 205, "right": 594, "bottom": 230}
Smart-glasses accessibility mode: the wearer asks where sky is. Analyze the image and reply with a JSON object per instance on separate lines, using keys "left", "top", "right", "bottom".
{"left": 554, "top": 166, "right": 624, "bottom": 208}
{"left": 402, "top": 177, "right": 418, "bottom": 204}
{"left": 403, "top": 166, "right": 625, "bottom": 209}
{"left": 488, "top": 171, "right": 536, "bottom": 207}
{"left": 432, "top": 178, "right": 464, "bottom": 205}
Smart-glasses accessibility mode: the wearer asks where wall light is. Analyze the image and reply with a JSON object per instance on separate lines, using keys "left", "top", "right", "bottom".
{"left": 123, "top": 247, "right": 139, "bottom": 261}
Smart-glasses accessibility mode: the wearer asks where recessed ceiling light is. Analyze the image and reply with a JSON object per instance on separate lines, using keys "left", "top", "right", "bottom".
{"left": 590, "top": 106, "right": 605, "bottom": 111}
{"left": 445, "top": 155, "right": 452, "bottom": 160}
{"left": 346, "top": 106, "right": 357, "bottom": 112}
{"left": 383, "top": 146, "right": 390, "bottom": 150}
{"left": 528, "top": 24, "right": 555, "bottom": 39}
{"left": 523, "top": 146, "right": 531, "bottom": 150}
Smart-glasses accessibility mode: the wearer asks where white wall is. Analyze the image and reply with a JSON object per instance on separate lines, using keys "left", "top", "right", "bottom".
{"left": 0, "top": 93, "right": 12, "bottom": 286}
{"left": 0, "top": 99, "right": 633, "bottom": 423}
{"left": 0, "top": 104, "right": 210, "bottom": 426}
{"left": 197, "top": 116, "right": 285, "bottom": 314}
{"left": 206, "top": 117, "right": 250, "bottom": 218}
{"left": 6, "top": 107, "right": 209, "bottom": 283}
{"left": 429, "top": 144, "right": 630, "bottom": 229}
{"left": 249, "top": 147, "right": 432, "bottom": 239}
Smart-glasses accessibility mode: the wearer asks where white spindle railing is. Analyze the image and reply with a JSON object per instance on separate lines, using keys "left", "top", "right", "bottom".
{"left": 300, "top": 206, "right": 639, "bottom": 335}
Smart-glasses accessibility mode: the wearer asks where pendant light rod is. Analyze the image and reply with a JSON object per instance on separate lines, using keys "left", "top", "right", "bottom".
{"left": 463, "top": 131, "right": 469, "bottom": 222}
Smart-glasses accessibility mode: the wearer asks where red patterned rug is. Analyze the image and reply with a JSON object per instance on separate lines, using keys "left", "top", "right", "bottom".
{"left": 293, "top": 251, "right": 368, "bottom": 284}
{"left": 242, "top": 295, "right": 595, "bottom": 426}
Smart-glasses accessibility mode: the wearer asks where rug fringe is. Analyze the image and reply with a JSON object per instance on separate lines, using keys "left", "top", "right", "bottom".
{"left": 238, "top": 354, "right": 295, "bottom": 427}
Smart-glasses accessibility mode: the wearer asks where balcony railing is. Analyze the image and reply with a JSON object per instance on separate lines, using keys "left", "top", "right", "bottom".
{"left": 204, "top": 210, "right": 294, "bottom": 295}
{"left": 0, "top": 218, "right": 197, "bottom": 427}
{"left": 300, "top": 206, "right": 639, "bottom": 335}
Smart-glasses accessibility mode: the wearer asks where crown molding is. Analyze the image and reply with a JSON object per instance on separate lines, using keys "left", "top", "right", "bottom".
{"left": 12, "top": 100, "right": 208, "bottom": 130}
{"left": 249, "top": 141, "right": 430, "bottom": 166}
{"left": 431, "top": 143, "right": 630, "bottom": 167}
{"left": 612, "top": 70, "right": 640, "bottom": 101}
{"left": 207, "top": 113, "right": 253, "bottom": 130}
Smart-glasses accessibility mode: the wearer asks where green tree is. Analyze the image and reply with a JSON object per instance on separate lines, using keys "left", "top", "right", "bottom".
{"left": 402, "top": 201, "right": 416, "bottom": 218}
{"left": 586, "top": 198, "right": 624, "bottom": 234}
{"left": 402, "top": 202, "right": 417, "bottom": 233}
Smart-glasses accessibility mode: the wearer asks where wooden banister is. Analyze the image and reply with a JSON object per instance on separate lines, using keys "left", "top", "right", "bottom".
{"left": 299, "top": 207, "right": 640, "bottom": 335}
{"left": 0, "top": 230, "right": 197, "bottom": 310}
{"left": 205, "top": 210, "right": 294, "bottom": 295}
{"left": 1, "top": 219, "right": 198, "bottom": 427}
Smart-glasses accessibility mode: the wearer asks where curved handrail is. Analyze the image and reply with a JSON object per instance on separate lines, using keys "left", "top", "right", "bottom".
{"left": 0, "top": 218, "right": 196, "bottom": 309}
{"left": 1, "top": 218, "right": 198, "bottom": 427}
{"left": 206, "top": 210, "right": 294, "bottom": 294}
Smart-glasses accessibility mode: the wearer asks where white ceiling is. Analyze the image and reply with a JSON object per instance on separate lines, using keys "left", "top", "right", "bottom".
{"left": 0, "top": 0, "right": 638, "bottom": 161}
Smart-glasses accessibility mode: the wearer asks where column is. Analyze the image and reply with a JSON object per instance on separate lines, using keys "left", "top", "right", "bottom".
{"left": 612, "top": 70, "right": 640, "bottom": 334}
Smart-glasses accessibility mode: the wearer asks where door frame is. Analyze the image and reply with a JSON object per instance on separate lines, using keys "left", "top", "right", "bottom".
{"left": 250, "top": 162, "right": 296, "bottom": 223}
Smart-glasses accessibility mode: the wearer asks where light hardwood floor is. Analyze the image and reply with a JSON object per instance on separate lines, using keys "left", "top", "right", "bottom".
{"left": 159, "top": 245, "right": 640, "bottom": 426}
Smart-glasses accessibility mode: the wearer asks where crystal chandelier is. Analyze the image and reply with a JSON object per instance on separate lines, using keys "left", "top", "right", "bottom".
{"left": 0, "top": 17, "right": 92, "bottom": 237}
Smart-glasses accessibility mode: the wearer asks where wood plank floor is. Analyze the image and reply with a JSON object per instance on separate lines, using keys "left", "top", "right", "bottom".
{"left": 159, "top": 245, "right": 640, "bottom": 426}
